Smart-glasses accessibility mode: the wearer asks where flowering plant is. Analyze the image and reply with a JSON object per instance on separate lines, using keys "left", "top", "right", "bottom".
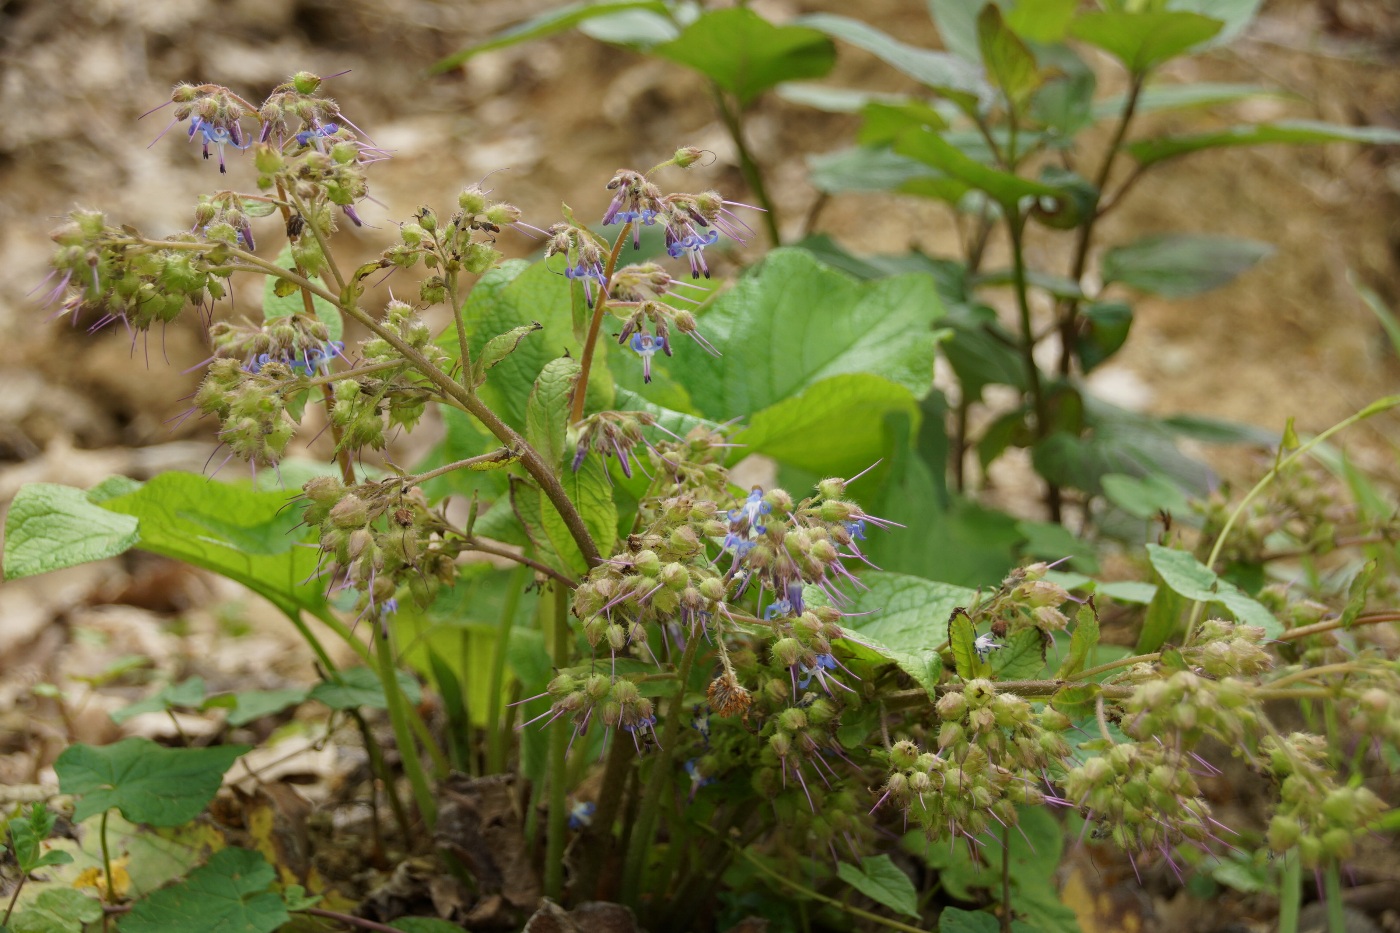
{"left": 5, "top": 6, "right": 1400, "bottom": 929}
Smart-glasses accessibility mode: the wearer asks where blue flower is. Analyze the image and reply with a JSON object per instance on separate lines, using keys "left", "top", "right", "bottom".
{"left": 666, "top": 228, "right": 720, "bottom": 280}
{"left": 565, "top": 256, "right": 608, "bottom": 307}
{"left": 797, "top": 653, "right": 839, "bottom": 690}
{"left": 685, "top": 759, "right": 715, "bottom": 799}
{"left": 728, "top": 488, "right": 771, "bottom": 533}
{"left": 568, "top": 800, "right": 595, "bottom": 830}
{"left": 844, "top": 519, "right": 867, "bottom": 541}
{"left": 722, "top": 532, "right": 756, "bottom": 558}
{"left": 764, "top": 598, "right": 793, "bottom": 621}
{"left": 629, "top": 333, "right": 662, "bottom": 383}
{"left": 295, "top": 121, "right": 340, "bottom": 149}
{"left": 188, "top": 117, "right": 250, "bottom": 174}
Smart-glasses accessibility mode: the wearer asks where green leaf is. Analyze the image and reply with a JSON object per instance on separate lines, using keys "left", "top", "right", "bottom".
{"left": 1093, "top": 82, "right": 1286, "bottom": 119}
{"left": 841, "top": 572, "right": 976, "bottom": 693}
{"left": 205, "top": 688, "right": 309, "bottom": 727}
{"left": 3, "top": 483, "right": 139, "bottom": 580}
{"left": 1168, "top": 0, "right": 1262, "bottom": 47}
{"left": 1074, "top": 301, "right": 1132, "bottom": 373}
{"left": 799, "top": 13, "right": 988, "bottom": 110}
{"left": 939, "top": 907, "right": 999, "bottom": 933}
{"left": 977, "top": 5, "right": 1041, "bottom": 110}
{"left": 777, "top": 83, "right": 909, "bottom": 113}
{"left": 471, "top": 321, "right": 543, "bottom": 388}
{"left": 429, "top": 1, "right": 668, "bottom": 73}
{"left": 658, "top": 248, "right": 946, "bottom": 475}
{"left": 836, "top": 855, "right": 919, "bottom": 919}
{"left": 1096, "top": 581, "right": 1157, "bottom": 605}
{"left": 8, "top": 804, "right": 73, "bottom": 874}
{"left": 1068, "top": 12, "right": 1223, "bottom": 74}
{"left": 1126, "top": 120, "right": 1400, "bottom": 166}
{"left": 1050, "top": 683, "right": 1101, "bottom": 720}
{"left": 525, "top": 356, "right": 582, "bottom": 475}
{"left": 1102, "top": 234, "right": 1273, "bottom": 298}
{"left": 308, "top": 667, "right": 422, "bottom": 711}
{"left": 1004, "top": 0, "right": 1077, "bottom": 44}
{"left": 111, "top": 677, "right": 207, "bottom": 726}
{"left": 1352, "top": 273, "right": 1400, "bottom": 358}
{"left": 652, "top": 8, "right": 836, "bottom": 106}
{"left": 1341, "top": 560, "right": 1376, "bottom": 629}
{"left": 97, "top": 473, "right": 326, "bottom": 617}
{"left": 1100, "top": 472, "right": 1189, "bottom": 521}
{"left": 992, "top": 628, "right": 1047, "bottom": 680}
{"left": 1056, "top": 603, "right": 1100, "bottom": 679}
{"left": 448, "top": 260, "right": 610, "bottom": 429}
{"left": 896, "top": 126, "right": 1065, "bottom": 208}
{"left": 263, "top": 244, "right": 342, "bottom": 341}
{"left": 513, "top": 452, "right": 616, "bottom": 578}
{"left": 949, "top": 610, "right": 979, "bottom": 680}
{"left": 807, "top": 146, "right": 954, "bottom": 197}
{"left": 858, "top": 100, "right": 950, "bottom": 147}
{"left": 118, "top": 847, "right": 288, "bottom": 933}
{"left": 739, "top": 375, "right": 925, "bottom": 478}
{"left": 1145, "top": 544, "right": 1282, "bottom": 638}
{"left": 56, "top": 738, "right": 248, "bottom": 826}
{"left": 1138, "top": 571, "right": 1186, "bottom": 652}
{"left": 9, "top": 890, "right": 103, "bottom": 933}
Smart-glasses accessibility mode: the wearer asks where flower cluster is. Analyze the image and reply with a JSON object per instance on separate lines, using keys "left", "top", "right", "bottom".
{"left": 45, "top": 210, "right": 226, "bottom": 332}
{"left": 1264, "top": 732, "right": 1387, "bottom": 868}
{"left": 301, "top": 476, "right": 460, "bottom": 612}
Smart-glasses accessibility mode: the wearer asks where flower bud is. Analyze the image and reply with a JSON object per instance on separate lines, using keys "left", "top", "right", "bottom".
{"left": 936, "top": 691, "right": 967, "bottom": 721}
{"left": 329, "top": 494, "right": 368, "bottom": 528}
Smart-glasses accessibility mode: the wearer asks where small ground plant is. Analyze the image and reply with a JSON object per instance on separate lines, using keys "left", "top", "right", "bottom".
{"left": 3, "top": 5, "right": 1400, "bottom": 932}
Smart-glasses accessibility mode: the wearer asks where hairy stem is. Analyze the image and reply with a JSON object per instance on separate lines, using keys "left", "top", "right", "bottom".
{"left": 571, "top": 224, "right": 631, "bottom": 424}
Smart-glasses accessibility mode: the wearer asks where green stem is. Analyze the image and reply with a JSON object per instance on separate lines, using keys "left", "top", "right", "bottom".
{"left": 373, "top": 623, "right": 437, "bottom": 830}
{"left": 99, "top": 810, "right": 115, "bottom": 903}
{"left": 544, "top": 584, "right": 572, "bottom": 901}
{"left": 353, "top": 710, "right": 412, "bottom": 847}
{"left": 1187, "top": 395, "right": 1400, "bottom": 640}
{"left": 619, "top": 631, "right": 702, "bottom": 907}
{"left": 4, "top": 873, "right": 27, "bottom": 925}
{"left": 710, "top": 86, "right": 781, "bottom": 246}
{"left": 570, "top": 224, "right": 631, "bottom": 424}
{"left": 1008, "top": 210, "right": 1061, "bottom": 522}
{"left": 1057, "top": 73, "right": 1144, "bottom": 378}
{"left": 1323, "top": 860, "right": 1347, "bottom": 933}
{"left": 1278, "top": 849, "right": 1302, "bottom": 933}
{"left": 487, "top": 565, "right": 530, "bottom": 774}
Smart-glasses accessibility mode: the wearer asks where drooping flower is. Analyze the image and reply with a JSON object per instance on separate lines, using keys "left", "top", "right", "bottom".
{"left": 630, "top": 333, "right": 663, "bottom": 383}
{"left": 187, "top": 116, "right": 250, "bottom": 174}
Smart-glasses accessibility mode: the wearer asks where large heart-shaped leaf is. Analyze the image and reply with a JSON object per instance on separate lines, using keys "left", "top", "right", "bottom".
{"left": 56, "top": 738, "right": 248, "bottom": 826}
{"left": 3, "top": 483, "right": 139, "bottom": 580}
{"left": 118, "top": 848, "right": 288, "bottom": 933}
